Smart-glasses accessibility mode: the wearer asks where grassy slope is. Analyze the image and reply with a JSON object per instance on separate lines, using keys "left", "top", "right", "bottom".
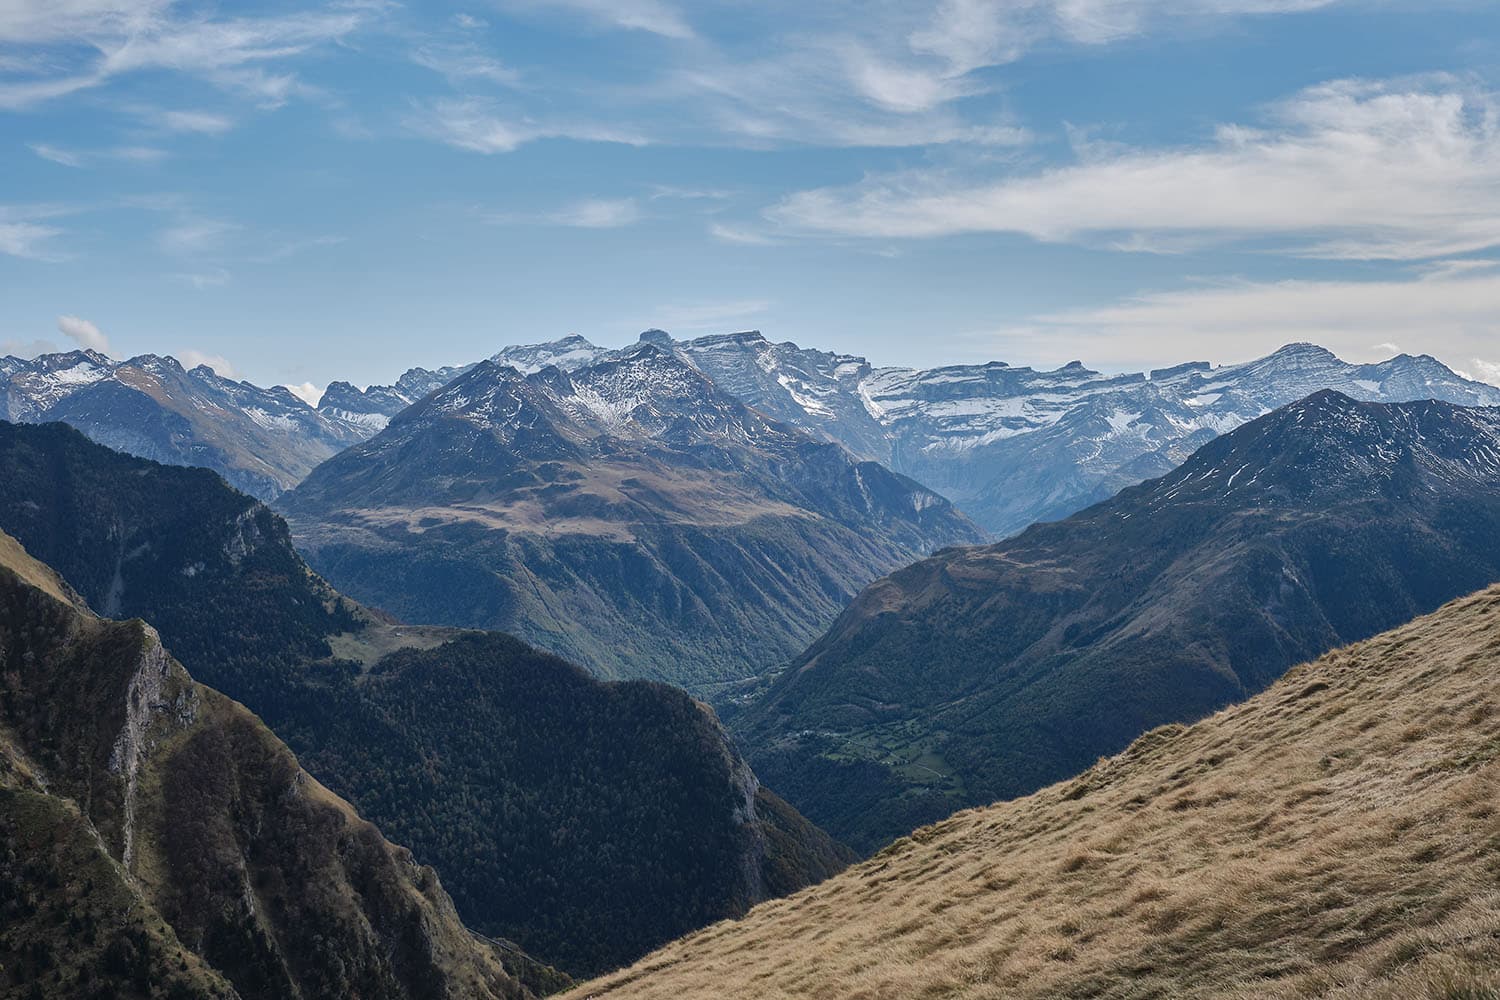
{"left": 574, "top": 585, "right": 1500, "bottom": 1000}
{"left": 739, "top": 394, "right": 1500, "bottom": 853}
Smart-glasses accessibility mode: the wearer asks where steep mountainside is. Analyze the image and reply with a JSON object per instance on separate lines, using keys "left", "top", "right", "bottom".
{"left": 0, "top": 530, "right": 541, "bottom": 1000}
{"left": 0, "top": 350, "right": 366, "bottom": 500}
{"left": 661, "top": 332, "right": 1500, "bottom": 536}
{"left": 0, "top": 420, "right": 850, "bottom": 977}
{"left": 738, "top": 392, "right": 1500, "bottom": 851}
{"left": 577, "top": 584, "right": 1500, "bottom": 1000}
{"left": 278, "top": 344, "right": 982, "bottom": 691}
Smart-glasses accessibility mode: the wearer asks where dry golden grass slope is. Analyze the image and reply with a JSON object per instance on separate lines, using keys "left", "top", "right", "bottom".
{"left": 574, "top": 585, "right": 1500, "bottom": 1000}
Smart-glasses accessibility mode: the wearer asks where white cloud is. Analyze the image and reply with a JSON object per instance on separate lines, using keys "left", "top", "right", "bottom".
{"left": 153, "top": 108, "right": 236, "bottom": 134}
{"left": 651, "top": 299, "right": 771, "bottom": 331}
{"left": 0, "top": 204, "right": 73, "bottom": 260}
{"left": 249, "top": 234, "right": 346, "bottom": 263}
{"left": 655, "top": 52, "right": 1029, "bottom": 150}
{"left": 0, "top": 0, "right": 172, "bottom": 44}
{"left": 27, "top": 142, "right": 83, "bottom": 167}
{"left": 180, "top": 349, "right": 238, "bottom": 377}
{"left": 169, "top": 267, "right": 232, "bottom": 289}
{"left": 1471, "top": 359, "right": 1500, "bottom": 387}
{"left": 281, "top": 381, "right": 325, "bottom": 406}
{"left": 649, "top": 185, "right": 733, "bottom": 202}
{"left": 113, "top": 145, "right": 169, "bottom": 162}
{"left": 411, "top": 43, "right": 522, "bottom": 86}
{"left": 0, "top": 1, "right": 369, "bottom": 110}
{"left": 910, "top": 0, "right": 1342, "bottom": 72}
{"left": 56, "top": 314, "right": 109, "bottom": 353}
{"left": 27, "top": 141, "right": 169, "bottom": 167}
{"left": 974, "top": 261, "right": 1500, "bottom": 375}
{"left": 708, "top": 222, "right": 781, "bottom": 246}
{"left": 1, "top": 338, "right": 60, "bottom": 358}
{"left": 0, "top": 221, "right": 62, "bottom": 259}
{"left": 506, "top": 0, "right": 694, "bottom": 39}
{"left": 767, "top": 77, "right": 1500, "bottom": 261}
{"left": 158, "top": 217, "right": 238, "bottom": 254}
{"left": 408, "top": 97, "right": 650, "bottom": 153}
{"left": 840, "top": 42, "right": 984, "bottom": 114}
{"left": 549, "top": 197, "right": 642, "bottom": 228}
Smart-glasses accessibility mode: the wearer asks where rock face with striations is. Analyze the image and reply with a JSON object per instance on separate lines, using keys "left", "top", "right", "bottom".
{"left": 0, "top": 529, "right": 545, "bottom": 1000}
{"left": 277, "top": 343, "right": 983, "bottom": 691}
{"left": 737, "top": 392, "right": 1500, "bottom": 852}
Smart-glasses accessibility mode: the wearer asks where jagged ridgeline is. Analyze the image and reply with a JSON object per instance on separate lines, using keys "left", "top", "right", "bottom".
{"left": 0, "top": 421, "right": 851, "bottom": 977}
{"left": 664, "top": 334, "right": 1500, "bottom": 537}
{"left": 276, "top": 343, "right": 983, "bottom": 692}
{"left": 739, "top": 393, "right": 1500, "bottom": 853}
{"left": 576, "top": 584, "right": 1500, "bottom": 999}
{"left": 0, "top": 530, "right": 552, "bottom": 1000}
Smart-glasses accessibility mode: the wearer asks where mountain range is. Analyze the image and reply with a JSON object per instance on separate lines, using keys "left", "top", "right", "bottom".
{"left": 0, "top": 528, "right": 557, "bottom": 1000}
{"left": 0, "top": 420, "right": 849, "bottom": 977}
{"left": 0, "top": 350, "right": 367, "bottom": 500}
{"left": 277, "top": 343, "right": 982, "bottom": 690}
{"left": 14, "top": 336, "right": 1498, "bottom": 545}
{"left": 658, "top": 332, "right": 1500, "bottom": 536}
{"left": 575, "top": 580, "right": 1500, "bottom": 999}
{"left": 734, "top": 392, "right": 1500, "bottom": 851}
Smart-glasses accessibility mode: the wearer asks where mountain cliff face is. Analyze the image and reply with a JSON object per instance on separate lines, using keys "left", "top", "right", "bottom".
{"left": 0, "top": 530, "right": 541, "bottom": 1000}
{"left": 738, "top": 392, "right": 1500, "bottom": 852}
{"left": 0, "top": 419, "right": 851, "bottom": 976}
{"left": 576, "top": 583, "right": 1500, "bottom": 1000}
{"left": 657, "top": 333, "right": 1500, "bottom": 536}
{"left": 0, "top": 350, "right": 366, "bottom": 500}
{"left": 278, "top": 344, "right": 982, "bottom": 691}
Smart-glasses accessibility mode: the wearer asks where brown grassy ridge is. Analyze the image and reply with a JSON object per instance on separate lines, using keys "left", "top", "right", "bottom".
{"left": 572, "top": 585, "right": 1500, "bottom": 1000}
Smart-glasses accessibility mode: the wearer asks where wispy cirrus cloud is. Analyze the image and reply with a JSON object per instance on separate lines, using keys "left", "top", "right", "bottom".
{"left": 0, "top": 204, "right": 74, "bottom": 260}
{"left": 412, "top": 43, "right": 522, "bottom": 86}
{"left": 908, "top": 0, "right": 1345, "bottom": 73}
{"left": 651, "top": 298, "right": 772, "bottom": 332}
{"left": 487, "top": 196, "right": 645, "bottom": 228}
{"left": 500, "top": 0, "right": 695, "bottom": 39}
{"left": 27, "top": 142, "right": 84, "bottom": 167}
{"left": 158, "top": 217, "right": 239, "bottom": 254}
{"left": 708, "top": 223, "right": 781, "bottom": 246}
{"left": 0, "top": 0, "right": 372, "bottom": 110}
{"left": 28, "top": 141, "right": 169, "bottom": 166}
{"left": 548, "top": 197, "right": 643, "bottom": 228}
{"left": 766, "top": 76, "right": 1500, "bottom": 261}
{"left": 147, "top": 107, "right": 236, "bottom": 134}
{"left": 407, "top": 96, "right": 650, "bottom": 153}
{"left": 169, "top": 266, "right": 231, "bottom": 288}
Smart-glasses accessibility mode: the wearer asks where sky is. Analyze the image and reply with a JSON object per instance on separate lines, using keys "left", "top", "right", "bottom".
{"left": 3, "top": 0, "right": 1500, "bottom": 397}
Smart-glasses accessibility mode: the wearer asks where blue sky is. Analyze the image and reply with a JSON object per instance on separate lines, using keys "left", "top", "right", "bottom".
{"left": 3, "top": 0, "right": 1499, "bottom": 398}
